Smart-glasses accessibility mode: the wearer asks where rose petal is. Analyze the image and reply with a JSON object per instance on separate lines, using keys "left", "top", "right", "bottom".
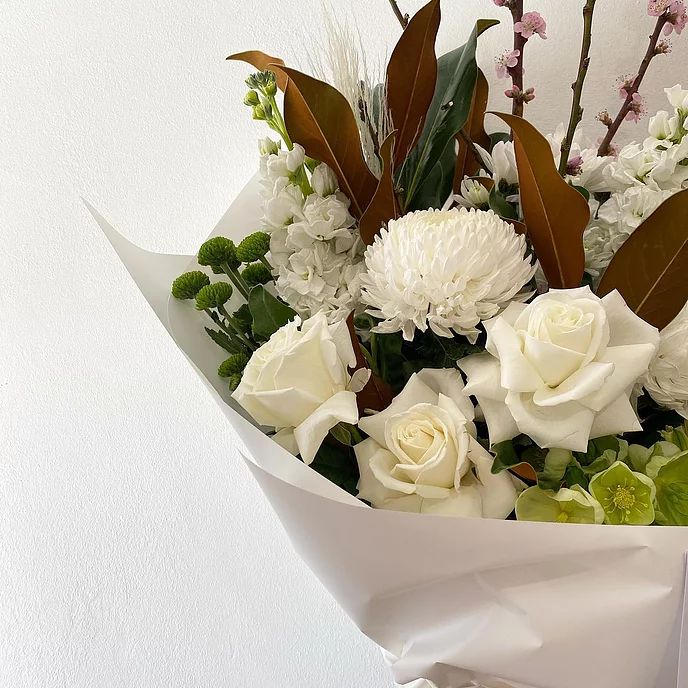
{"left": 354, "top": 439, "right": 399, "bottom": 507}
{"left": 458, "top": 353, "right": 505, "bottom": 401}
{"left": 532, "top": 361, "right": 614, "bottom": 407}
{"left": 272, "top": 427, "right": 299, "bottom": 455}
{"left": 468, "top": 438, "right": 518, "bottom": 519}
{"left": 417, "top": 368, "right": 475, "bottom": 421}
{"left": 488, "top": 318, "right": 543, "bottom": 392}
{"left": 234, "top": 387, "right": 323, "bottom": 428}
{"left": 522, "top": 335, "right": 586, "bottom": 387}
{"left": 602, "top": 290, "right": 660, "bottom": 348}
{"left": 294, "top": 390, "right": 359, "bottom": 464}
{"left": 478, "top": 397, "right": 521, "bottom": 445}
{"left": 506, "top": 391, "right": 595, "bottom": 451}
{"left": 589, "top": 392, "right": 642, "bottom": 438}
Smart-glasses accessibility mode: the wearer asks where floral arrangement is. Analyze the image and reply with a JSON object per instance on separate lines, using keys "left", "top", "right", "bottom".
{"left": 167, "top": 0, "right": 688, "bottom": 529}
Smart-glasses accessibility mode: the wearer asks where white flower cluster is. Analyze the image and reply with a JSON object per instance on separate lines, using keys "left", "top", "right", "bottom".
{"left": 258, "top": 140, "right": 365, "bottom": 322}
{"left": 360, "top": 208, "right": 536, "bottom": 342}
{"left": 584, "top": 85, "right": 688, "bottom": 277}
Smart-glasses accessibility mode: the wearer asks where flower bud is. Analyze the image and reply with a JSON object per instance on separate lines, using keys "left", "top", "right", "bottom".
{"left": 252, "top": 105, "right": 267, "bottom": 121}
{"left": 236, "top": 232, "right": 271, "bottom": 263}
{"left": 195, "top": 282, "right": 233, "bottom": 310}
{"left": 197, "top": 236, "right": 239, "bottom": 269}
{"left": 244, "top": 90, "right": 260, "bottom": 107}
{"left": 258, "top": 137, "right": 280, "bottom": 156}
{"left": 311, "top": 163, "right": 339, "bottom": 196}
{"left": 171, "top": 271, "right": 210, "bottom": 300}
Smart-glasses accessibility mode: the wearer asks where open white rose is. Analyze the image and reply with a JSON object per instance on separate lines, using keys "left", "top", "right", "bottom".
{"left": 232, "top": 313, "right": 359, "bottom": 464}
{"left": 459, "top": 287, "right": 659, "bottom": 452}
{"left": 644, "top": 301, "right": 688, "bottom": 418}
{"left": 354, "top": 369, "right": 518, "bottom": 518}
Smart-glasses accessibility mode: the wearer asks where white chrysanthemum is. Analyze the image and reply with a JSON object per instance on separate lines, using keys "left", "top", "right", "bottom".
{"left": 360, "top": 208, "right": 537, "bottom": 342}
{"left": 644, "top": 301, "right": 688, "bottom": 419}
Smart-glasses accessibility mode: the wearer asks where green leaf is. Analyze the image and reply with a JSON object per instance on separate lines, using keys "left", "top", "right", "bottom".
{"left": 488, "top": 186, "right": 518, "bottom": 220}
{"left": 654, "top": 451, "right": 688, "bottom": 525}
{"left": 491, "top": 436, "right": 544, "bottom": 480}
{"left": 538, "top": 448, "right": 574, "bottom": 491}
{"left": 564, "top": 464, "right": 589, "bottom": 490}
{"left": 489, "top": 131, "right": 510, "bottom": 149}
{"left": 410, "top": 138, "right": 457, "bottom": 210}
{"left": 248, "top": 285, "right": 297, "bottom": 339}
{"left": 571, "top": 184, "right": 590, "bottom": 201}
{"left": 310, "top": 443, "right": 360, "bottom": 496}
{"left": 204, "top": 327, "right": 241, "bottom": 354}
{"left": 400, "top": 19, "right": 499, "bottom": 209}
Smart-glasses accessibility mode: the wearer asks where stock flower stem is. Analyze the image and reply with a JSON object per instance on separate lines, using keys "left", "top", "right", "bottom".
{"left": 559, "top": 0, "right": 597, "bottom": 176}
{"left": 597, "top": 14, "right": 669, "bottom": 156}
{"left": 509, "top": 0, "right": 526, "bottom": 117}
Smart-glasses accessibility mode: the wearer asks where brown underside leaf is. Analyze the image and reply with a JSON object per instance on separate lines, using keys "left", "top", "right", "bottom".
{"left": 359, "top": 133, "right": 399, "bottom": 245}
{"left": 346, "top": 314, "right": 394, "bottom": 412}
{"left": 275, "top": 66, "right": 377, "bottom": 219}
{"left": 597, "top": 189, "right": 688, "bottom": 329}
{"left": 226, "top": 50, "right": 288, "bottom": 91}
{"left": 386, "top": 0, "right": 441, "bottom": 169}
{"left": 453, "top": 69, "right": 490, "bottom": 189}
{"left": 492, "top": 113, "right": 590, "bottom": 289}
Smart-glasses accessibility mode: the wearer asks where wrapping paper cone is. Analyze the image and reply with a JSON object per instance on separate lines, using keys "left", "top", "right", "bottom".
{"left": 87, "top": 179, "right": 688, "bottom": 688}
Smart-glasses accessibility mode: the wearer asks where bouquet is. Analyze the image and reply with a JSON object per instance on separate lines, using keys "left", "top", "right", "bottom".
{"left": 92, "top": 1, "right": 688, "bottom": 686}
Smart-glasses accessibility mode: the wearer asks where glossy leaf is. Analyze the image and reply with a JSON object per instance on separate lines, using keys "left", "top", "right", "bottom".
{"left": 277, "top": 66, "right": 377, "bottom": 219}
{"left": 453, "top": 69, "right": 490, "bottom": 189}
{"left": 226, "top": 50, "right": 288, "bottom": 91}
{"left": 400, "top": 19, "right": 499, "bottom": 210}
{"left": 492, "top": 113, "right": 590, "bottom": 289}
{"left": 410, "top": 139, "right": 456, "bottom": 211}
{"left": 360, "top": 133, "right": 398, "bottom": 245}
{"left": 597, "top": 189, "right": 688, "bottom": 329}
{"left": 386, "top": 0, "right": 441, "bottom": 168}
{"left": 248, "top": 285, "right": 296, "bottom": 339}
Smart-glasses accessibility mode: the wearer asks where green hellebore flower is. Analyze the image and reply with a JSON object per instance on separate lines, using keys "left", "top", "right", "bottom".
{"left": 195, "top": 282, "right": 233, "bottom": 310}
{"left": 171, "top": 270, "right": 210, "bottom": 300}
{"left": 589, "top": 461, "right": 656, "bottom": 525}
{"left": 662, "top": 421, "right": 688, "bottom": 452}
{"left": 516, "top": 485, "right": 604, "bottom": 524}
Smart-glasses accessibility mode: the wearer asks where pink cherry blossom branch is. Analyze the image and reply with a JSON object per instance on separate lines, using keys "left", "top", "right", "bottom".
{"left": 509, "top": 0, "right": 527, "bottom": 116}
{"left": 558, "top": 0, "right": 597, "bottom": 175}
{"left": 597, "top": 13, "right": 669, "bottom": 155}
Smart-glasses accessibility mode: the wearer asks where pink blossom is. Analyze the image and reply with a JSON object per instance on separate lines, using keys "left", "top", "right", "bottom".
{"left": 492, "top": 0, "right": 508, "bottom": 5}
{"left": 664, "top": 0, "right": 688, "bottom": 34}
{"left": 514, "top": 12, "right": 547, "bottom": 39}
{"left": 505, "top": 85, "right": 536, "bottom": 103}
{"left": 616, "top": 75, "right": 637, "bottom": 99}
{"left": 648, "top": 0, "right": 675, "bottom": 15}
{"left": 625, "top": 93, "right": 646, "bottom": 122}
{"left": 495, "top": 49, "right": 520, "bottom": 79}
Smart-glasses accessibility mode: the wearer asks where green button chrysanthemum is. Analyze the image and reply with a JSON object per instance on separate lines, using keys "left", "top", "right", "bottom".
{"left": 516, "top": 485, "right": 604, "bottom": 524}
{"left": 589, "top": 461, "right": 656, "bottom": 525}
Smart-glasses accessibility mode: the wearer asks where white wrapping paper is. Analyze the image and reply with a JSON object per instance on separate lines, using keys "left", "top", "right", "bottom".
{"left": 87, "top": 180, "right": 688, "bottom": 688}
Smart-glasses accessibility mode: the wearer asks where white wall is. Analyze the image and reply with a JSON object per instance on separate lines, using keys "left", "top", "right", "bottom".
{"left": 1, "top": 1, "right": 686, "bottom": 686}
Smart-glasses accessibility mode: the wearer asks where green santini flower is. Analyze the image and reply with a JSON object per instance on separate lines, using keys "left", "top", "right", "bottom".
{"left": 195, "top": 282, "right": 233, "bottom": 310}
{"left": 241, "top": 263, "right": 272, "bottom": 287}
{"left": 236, "top": 232, "right": 271, "bottom": 263}
{"left": 171, "top": 271, "right": 210, "bottom": 300}
{"left": 198, "top": 237, "right": 240, "bottom": 270}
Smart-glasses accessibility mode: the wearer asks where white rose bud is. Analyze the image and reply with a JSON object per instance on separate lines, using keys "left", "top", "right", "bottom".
{"left": 232, "top": 313, "right": 359, "bottom": 463}
{"left": 355, "top": 369, "right": 517, "bottom": 519}
{"left": 459, "top": 286, "right": 660, "bottom": 452}
{"left": 644, "top": 301, "right": 688, "bottom": 418}
{"left": 310, "top": 163, "right": 340, "bottom": 197}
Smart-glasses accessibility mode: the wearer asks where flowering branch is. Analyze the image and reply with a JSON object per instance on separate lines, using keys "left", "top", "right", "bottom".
{"left": 597, "top": 13, "right": 669, "bottom": 155}
{"left": 509, "top": 0, "right": 527, "bottom": 116}
{"left": 387, "top": 0, "right": 409, "bottom": 29}
{"left": 558, "top": 0, "right": 597, "bottom": 175}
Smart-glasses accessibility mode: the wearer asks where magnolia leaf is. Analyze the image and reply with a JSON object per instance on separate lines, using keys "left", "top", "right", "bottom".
{"left": 226, "top": 50, "right": 288, "bottom": 91}
{"left": 454, "top": 69, "right": 490, "bottom": 189}
{"left": 492, "top": 113, "right": 590, "bottom": 289}
{"left": 597, "top": 189, "right": 688, "bottom": 329}
{"left": 386, "top": 0, "right": 441, "bottom": 168}
{"left": 248, "top": 285, "right": 296, "bottom": 339}
{"left": 360, "top": 133, "right": 398, "bottom": 244}
{"left": 276, "top": 66, "right": 377, "bottom": 219}
{"left": 400, "top": 19, "right": 499, "bottom": 210}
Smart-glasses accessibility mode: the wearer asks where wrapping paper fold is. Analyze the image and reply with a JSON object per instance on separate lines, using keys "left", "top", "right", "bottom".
{"left": 87, "top": 180, "right": 688, "bottom": 688}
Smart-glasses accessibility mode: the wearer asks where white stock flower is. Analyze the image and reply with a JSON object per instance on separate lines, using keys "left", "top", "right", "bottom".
{"left": 666, "top": 84, "right": 688, "bottom": 111}
{"left": 355, "top": 369, "right": 517, "bottom": 518}
{"left": 360, "top": 208, "right": 536, "bottom": 342}
{"left": 232, "top": 313, "right": 358, "bottom": 464}
{"left": 459, "top": 287, "right": 659, "bottom": 452}
{"left": 310, "top": 163, "right": 339, "bottom": 197}
{"left": 606, "top": 140, "right": 688, "bottom": 191}
{"left": 258, "top": 143, "right": 306, "bottom": 198}
{"left": 647, "top": 110, "right": 680, "bottom": 143}
{"left": 644, "top": 301, "right": 688, "bottom": 418}
{"left": 262, "top": 184, "right": 305, "bottom": 232}
{"left": 583, "top": 220, "right": 626, "bottom": 278}
{"left": 286, "top": 193, "right": 356, "bottom": 251}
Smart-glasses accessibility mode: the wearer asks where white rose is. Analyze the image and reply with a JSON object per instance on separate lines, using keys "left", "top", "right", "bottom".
{"left": 644, "top": 301, "right": 688, "bottom": 418}
{"left": 355, "top": 369, "right": 517, "bottom": 518}
{"left": 310, "top": 163, "right": 339, "bottom": 197}
{"left": 232, "top": 313, "right": 359, "bottom": 464}
{"left": 459, "top": 287, "right": 659, "bottom": 451}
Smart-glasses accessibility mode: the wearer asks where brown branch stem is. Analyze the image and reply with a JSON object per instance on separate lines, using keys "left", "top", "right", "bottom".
{"left": 597, "top": 14, "right": 669, "bottom": 156}
{"left": 387, "top": 0, "right": 409, "bottom": 29}
{"left": 509, "top": 0, "right": 526, "bottom": 117}
{"left": 559, "top": 0, "right": 597, "bottom": 175}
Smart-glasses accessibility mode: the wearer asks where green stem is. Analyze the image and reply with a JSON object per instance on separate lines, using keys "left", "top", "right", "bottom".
{"left": 218, "top": 305, "right": 256, "bottom": 350}
{"left": 205, "top": 310, "right": 245, "bottom": 352}
{"left": 259, "top": 255, "right": 273, "bottom": 272}
{"left": 221, "top": 262, "right": 250, "bottom": 300}
{"left": 559, "top": 0, "right": 597, "bottom": 176}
